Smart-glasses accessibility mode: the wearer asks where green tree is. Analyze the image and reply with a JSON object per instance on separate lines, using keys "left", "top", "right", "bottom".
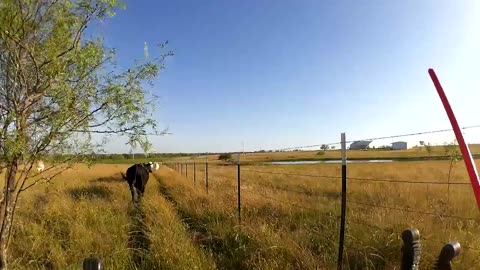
{"left": 0, "top": 1, "right": 172, "bottom": 267}
{"left": 218, "top": 153, "right": 232, "bottom": 161}
{"left": 445, "top": 139, "right": 461, "bottom": 204}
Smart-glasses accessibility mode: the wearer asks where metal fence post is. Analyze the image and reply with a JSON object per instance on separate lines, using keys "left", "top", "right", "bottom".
{"left": 237, "top": 153, "right": 241, "bottom": 224}
{"left": 83, "top": 257, "right": 102, "bottom": 270}
{"left": 401, "top": 228, "right": 421, "bottom": 270}
{"left": 434, "top": 241, "right": 461, "bottom": 270}
{"left": 205, "top": 156, "right": 209, "bottom": 194}
{"left": 337, "top": 132, "right": 347, "bottom": 270}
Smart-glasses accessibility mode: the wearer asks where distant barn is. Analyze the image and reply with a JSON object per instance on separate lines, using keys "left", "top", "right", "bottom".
{"left": 392, "top": 141, "right": 407, "bottom": 150}
{"left": 349, "top": 140, "right": 372, "bottom": 150}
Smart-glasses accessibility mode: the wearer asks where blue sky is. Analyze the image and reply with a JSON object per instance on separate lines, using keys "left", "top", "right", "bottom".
{"left": 94, "top": 1, "right": 480, "bottom": 153}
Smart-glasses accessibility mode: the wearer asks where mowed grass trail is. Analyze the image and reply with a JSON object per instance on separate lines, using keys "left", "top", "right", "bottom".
{"left": 9, "top": 164, "right": 215, "bottom": 269}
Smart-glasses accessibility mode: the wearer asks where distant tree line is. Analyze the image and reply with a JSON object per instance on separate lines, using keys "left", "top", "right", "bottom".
{"left": 42, "top": 153, "right": 196, "bottom": 162}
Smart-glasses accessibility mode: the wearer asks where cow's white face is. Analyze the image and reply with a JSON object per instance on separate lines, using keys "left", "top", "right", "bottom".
{"left": 37, "top": 161, "right": 45, "bottom": 172}
{"left": 148, "top": 161, "right": 160, "bottom": 171}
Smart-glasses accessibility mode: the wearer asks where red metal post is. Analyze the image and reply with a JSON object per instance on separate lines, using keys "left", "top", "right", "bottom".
{"left": 428, "top": 68, "right": 480, "bottom": 210}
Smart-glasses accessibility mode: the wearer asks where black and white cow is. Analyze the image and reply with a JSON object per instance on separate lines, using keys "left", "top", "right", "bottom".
{"left": 121, "top": 162, "right": 160, "bottom": 202}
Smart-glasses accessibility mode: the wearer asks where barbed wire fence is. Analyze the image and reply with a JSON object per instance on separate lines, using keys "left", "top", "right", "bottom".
{"left": 163, "top": 125, "right": 480, "bottom": 269}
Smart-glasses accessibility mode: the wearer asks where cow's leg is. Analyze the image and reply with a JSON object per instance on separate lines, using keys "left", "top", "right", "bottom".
{"left": 130, "top": 185, "right": 139, "bottom": 204}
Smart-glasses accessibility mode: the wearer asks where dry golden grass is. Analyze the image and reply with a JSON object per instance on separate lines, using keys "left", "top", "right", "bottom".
{"left": 159, "top": 160, "right": 480, "bottom": 269}
{"left": 8, "top": 164, "right": 214, "bottom": 269}
{"left": 4, "top": 160, "right": 480, "bottom": 269}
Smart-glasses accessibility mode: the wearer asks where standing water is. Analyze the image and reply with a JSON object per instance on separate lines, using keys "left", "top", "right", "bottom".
{"left": 267, "top": 160, "right": 394, "bottom": 165}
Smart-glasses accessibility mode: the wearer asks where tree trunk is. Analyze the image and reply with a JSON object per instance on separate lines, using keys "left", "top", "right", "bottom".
{"left": 0, "top": 160, "right": 18, "bottom": 270}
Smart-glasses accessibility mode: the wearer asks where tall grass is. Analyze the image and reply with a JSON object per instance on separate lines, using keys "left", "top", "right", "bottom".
{"left": 4, "top": 160, "right": 480, "bottom": 269}
{"left": 8, "top": 164, "right": 214, "bottom": 269}
{"left": 159, "top": 160, "right": 480, "bottom": 269}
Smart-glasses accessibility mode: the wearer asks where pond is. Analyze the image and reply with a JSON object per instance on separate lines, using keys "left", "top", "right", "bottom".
{"left": 267, "top": 160, "right": 394, "bottom": 165}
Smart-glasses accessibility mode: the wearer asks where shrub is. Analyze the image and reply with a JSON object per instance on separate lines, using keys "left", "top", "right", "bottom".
{"left": 218, "top": 153, "right": 232, "bottom": 161}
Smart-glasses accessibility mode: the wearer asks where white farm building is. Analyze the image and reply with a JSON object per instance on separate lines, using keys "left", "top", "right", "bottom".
{"left": 349, "top": 140, "right": 372, "bottom": 150}
{"left": 391, "top": 141, "right": 407, "bottom": 150}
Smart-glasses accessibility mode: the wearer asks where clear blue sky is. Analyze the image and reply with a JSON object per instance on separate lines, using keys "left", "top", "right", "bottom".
{"left": 95, "top": 0, "right": 480, "bottom": 153}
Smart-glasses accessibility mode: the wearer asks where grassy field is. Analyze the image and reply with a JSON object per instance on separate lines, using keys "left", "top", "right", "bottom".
{"left": 8, "top": 164, "right": 214, "bottom": 269}
{"left": 172, "top": 144, "right": 480, "bottom": 164}
{"left": 160, "top": 160, "right": 480, "bottom": 269}
{"left": 3, "top": 159, "right": 480, "bottom": 269}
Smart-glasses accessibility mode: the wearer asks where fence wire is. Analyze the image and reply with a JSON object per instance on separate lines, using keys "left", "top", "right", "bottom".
{"left": 243, "top": 189, "right": 320, "bottom": 212}
{"left": 348, "top": 200, "right": 477, "bottom": 221}
{"left": 242, "top": 169, "right": 341, "bottom": 180}
{"left": 263, "top": 124, "right": 480, "bottom": 152}
{"left": 348, "top": 176, "right": 470, "bottom": 185}
{"left": 164, "top": 124, "right": 480, "bottom": 267}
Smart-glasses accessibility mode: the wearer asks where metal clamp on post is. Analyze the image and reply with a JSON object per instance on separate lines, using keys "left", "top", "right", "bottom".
{"left": 401, "top": 228, "right": 421, "bottom": 270}
{"left": 434, "top": 241, "right": 461, "bottom": 270}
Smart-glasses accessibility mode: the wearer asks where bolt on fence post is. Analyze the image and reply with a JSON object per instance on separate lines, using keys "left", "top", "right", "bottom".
{"left": 205, "top": 155, "right": 209, "bottom": 194}
{"left": 401, "top": 228, "right": 421, "bottom": 270}
{"left": 337, "top": 132, "right": 347, "bottom": 270}
{"left": 434, "top": 241, "right": 461, "bottom": 270}
{"left": 237, "top": 153, "right": 241, "bottom": 224}
{"left": 193, "top": 159, "right": 196, "bottom": 187}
